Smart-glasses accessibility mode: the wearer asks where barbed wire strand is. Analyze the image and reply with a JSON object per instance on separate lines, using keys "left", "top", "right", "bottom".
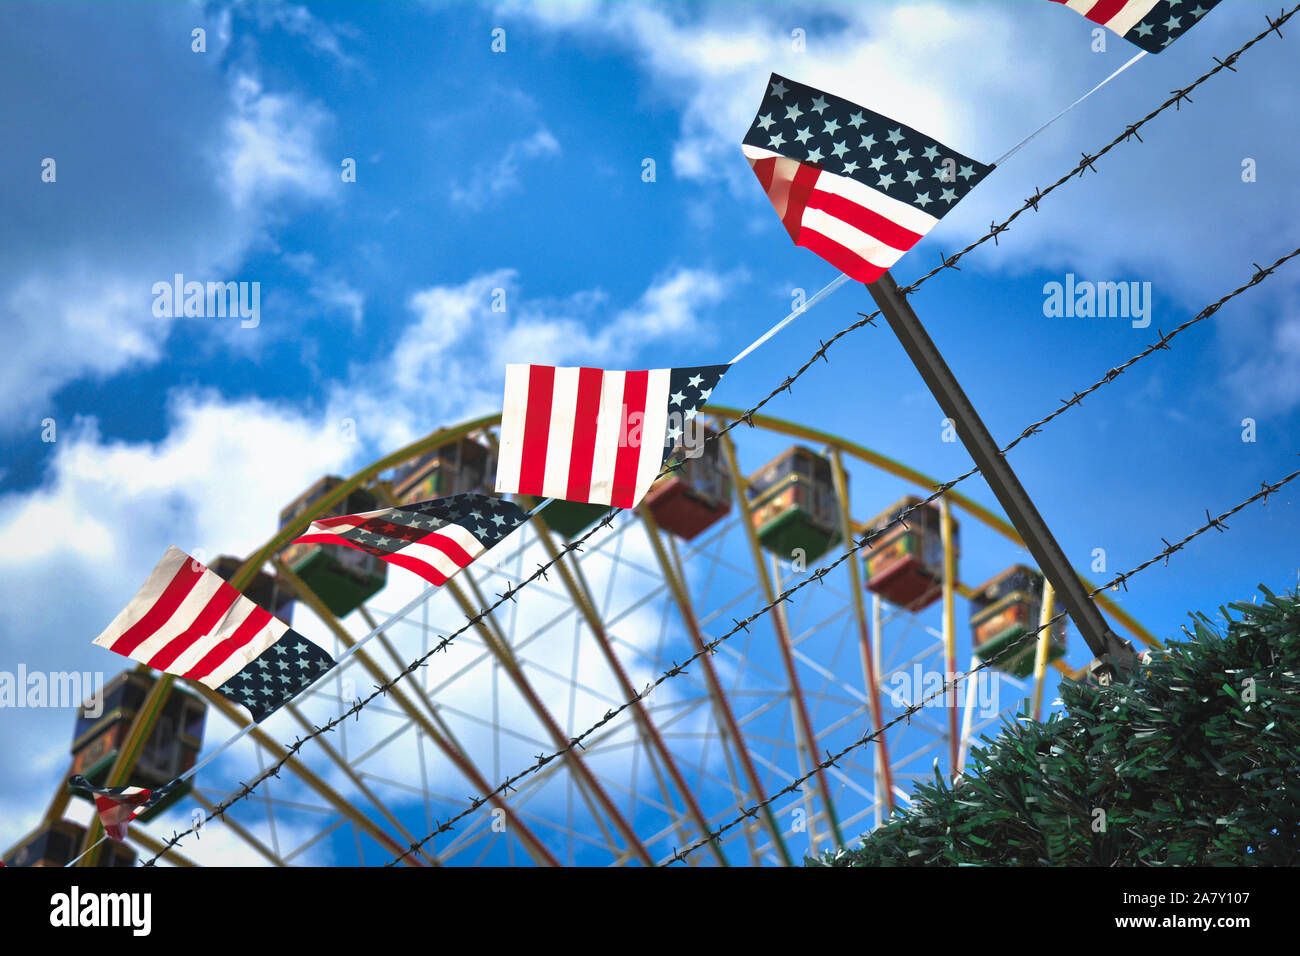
{"left": 663, "top": 464, "right": 1300, "bottom": 865}
{"left": 715, "top": 4, "right": 1299, "bottom": 445}
{"left": 140, "top": 7, "right": 1296, "bottom": 866}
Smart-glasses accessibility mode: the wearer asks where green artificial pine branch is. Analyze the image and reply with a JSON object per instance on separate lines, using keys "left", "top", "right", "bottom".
{"left": 809, "top": 585, "right": 1300, "bottom": 866}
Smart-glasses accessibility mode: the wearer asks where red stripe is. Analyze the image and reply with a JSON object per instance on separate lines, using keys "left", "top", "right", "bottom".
{"left": 805, "top": 188, "right": 924, "bottom": 251}
{"left": 799, "top": 228, "right": 888, "bottom": 284}
{"left": 110, "top": 560, "right": 205, "bottom": 656}
{"left": 308, "top": 514, "right": 369, "bottom": 530}
{"left": 95, "top": 794, "right": 149, "bottom": 826}
{"left": 145, "top": 582, "right": 242, "bottom": 672}
{"left": 610, "top": 370, "right": 649, "bottom": 508}
{"left": 751, "top": 156, "right": 776, "bottom": 193}
{"left": 296, "top": 528, "right": 472, "bottom": 585}
{"left": 414, "top": 530, "right": 476, "bottom": 568}
{"left": 565, "top": 366, "right": 605, "bottom": 502}
{"left": 183, "top": 605, "right": 272, "bottom": 681}
{"left": 517, "top": 365, "right": 555, "bottom": 497}
{"left": 382, "top": 551, "right": 450, "bottom": 586}
{"left": 1080, "top": 0, "right": 1132, "bottom": 25}
{"left": 782, "top": 162, "right": 821, "bottom": 241}
{"left": 295, "top": 531, "right": 365, "bottom": 549}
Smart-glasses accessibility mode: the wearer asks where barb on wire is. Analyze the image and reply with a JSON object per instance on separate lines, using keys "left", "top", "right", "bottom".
{"left": 140, "top": 6, "right": 1298, "bottom": 866}
{"left": 664, "top": 465, "right": 1300, "bottom": 866}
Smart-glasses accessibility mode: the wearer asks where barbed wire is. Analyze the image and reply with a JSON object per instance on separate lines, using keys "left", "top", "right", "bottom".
{"left": 383, "top": 434, "right": 1300, "bottom": 867}
{"left": 375, "top": 239, "right": 1300, "bottom": 866}
{"left": 664, "top": 463, "right": 1300, "bottom": 865}
{"left": 140, "top": 8, "right": 1296, "bottom": 866}
{"left": 710, "top": 3, "right": 1298, "bottom": 443}
{"left": 1003, "top": 246, "right": 1300, "bottom": 453}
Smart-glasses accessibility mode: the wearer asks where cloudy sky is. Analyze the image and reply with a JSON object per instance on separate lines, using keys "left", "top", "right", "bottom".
{"left": 1, "top": 0, "right": 1297, "bottom": 865}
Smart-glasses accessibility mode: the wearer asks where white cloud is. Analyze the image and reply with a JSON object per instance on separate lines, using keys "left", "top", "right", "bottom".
{"left": 239, "top": 0, "right": 363, "bottom": 72}
{"left": 0, "top": 6, "right": 337, "bottom": 433}
{"left": 222, "top": 73, "right": 336, "bottom": 210}
{"left": 449, "top": 128, "right": 562, "bottom": 209}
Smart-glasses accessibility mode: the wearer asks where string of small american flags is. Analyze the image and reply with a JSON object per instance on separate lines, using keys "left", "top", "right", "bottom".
{"left": 51, "top": 1, "right": 1294, "bottom": 867}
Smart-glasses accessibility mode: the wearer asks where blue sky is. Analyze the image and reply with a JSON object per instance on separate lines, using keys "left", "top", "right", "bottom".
{"left": 1, "top": 0, "right": 1298, "bottom": 865}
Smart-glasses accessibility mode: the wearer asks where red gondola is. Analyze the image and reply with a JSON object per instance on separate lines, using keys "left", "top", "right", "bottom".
{"left": 643, "top": 425, "right": 731, "bottom": 539}
{"left": 863, "top": 496, "right": 957, "bottom": 611}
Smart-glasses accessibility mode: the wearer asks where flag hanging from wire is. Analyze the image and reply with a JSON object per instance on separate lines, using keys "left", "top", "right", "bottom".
{"left": 495, "top": 363, "right": 729, "bottom": 509}
{"left": 742, "top": 73, "right": 993, "bottom": 284}
{"left": 1046, "top": 0, "right": 1221, "bottom": 53}
{"left": 68, "top": 776, "right": 159, "bottom": 842}
{"left": 291, "top": 492, "right": 527, "bottom": 587}
{"left": 91, "top": 547, "right": 336, "bottom": 723}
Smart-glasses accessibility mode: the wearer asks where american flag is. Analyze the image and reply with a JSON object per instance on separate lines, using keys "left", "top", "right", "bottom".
{"left": 1047, "top": 0, "right": 1222, "bottom": 53}
{"left": 92, "top": 547, "right": 336, "bottom": 723}
{"left": 292, "top": 492, "right": 526, "bottom": 586}
{"left": 68, "top": 775, "right": 159, "bottom": 842}
{"left": 742, "top": 73, "right": 992, "bottom": 284}
{"left": 495, "top": 364, "right": 729, "bottom": 509}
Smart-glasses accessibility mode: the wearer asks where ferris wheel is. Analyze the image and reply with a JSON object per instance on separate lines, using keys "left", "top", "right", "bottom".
{"left": 21, "top": 405, "right": 1156, "bottom": 868}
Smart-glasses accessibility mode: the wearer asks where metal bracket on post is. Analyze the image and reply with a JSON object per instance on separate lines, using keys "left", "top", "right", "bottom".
{"left": 865, "top": 271, "right": 1137, "bottom": 682}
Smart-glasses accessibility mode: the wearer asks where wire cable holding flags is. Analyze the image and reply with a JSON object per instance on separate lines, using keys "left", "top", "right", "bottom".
{"left": 663, "top": 464, "right": 1300, "bottom": 866}
{"left": 137, "top": 8, "right": 1298, "bottom": 866}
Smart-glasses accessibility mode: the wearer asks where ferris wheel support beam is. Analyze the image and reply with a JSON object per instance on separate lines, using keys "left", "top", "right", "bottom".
{"left": 829, "top": 450, "right": 896, "bottom": 811}
{"left": 196, "top": 688, "right": 427, "bottom": 865}
{"left": 531, "top": 521, "right": 731, "bottom": 867}
{"left": 274, "top": 559, "right": 560, "bottom": 868}
{"left": 642, "top": 507, "right": 797, "bottom": 867}
{"left": 449, "top": 571, "right": 636, "bottom": 864}
{"left": 280, "top": 697, "right": 442, "bottom": 867}
{"left": 939, "top": 499, "right": 960, "bottom": 777}
{"left": 441, "top": 572, "right": 656, "bottom": 867}
{"left": 719, "top": 432, "right": 847, "bottom": 851}
{"left": 1032, "top": 583, "right": 1058, "bottom": 721}
{"left": 189, "top": 790, "right": 288, "bottom": 866}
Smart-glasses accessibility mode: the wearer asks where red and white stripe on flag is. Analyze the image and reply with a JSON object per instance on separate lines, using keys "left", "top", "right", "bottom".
{"left": 495, "top": 365, "right": 671, "bottom": 510}
{"left": 741, "top": 146, "right": 939, "bottom": 284}
{"left": 1048, "top": 0, "right": 1159, "bottom": 36}
{"left": 296, "top": 511, "right": 485, "bottom": 586}
{"left": 95, "top": 787, "right": 151, "bottom": 842}
{"left": 92, "top": 546, "right": 314, "bottom": 690}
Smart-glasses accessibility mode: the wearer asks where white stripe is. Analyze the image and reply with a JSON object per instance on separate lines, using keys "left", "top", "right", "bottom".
{"left": 541, "top": 366, "right": 580, "bottom": 499}
{"left": 1106, "top": 0, "right": 1159, "bottom": 36}
{"left": 742, "top": 144, "right": 940, "bottom": 236}
{"left": 632, "top": 369, "right": 672, "bottom": 508}
{"left": 801, "top": 208, "right": 913, "bottom": 271}
{"left": 92, "top": 546, "right": 190, "bottom": 650}
{"left": 126, "top": 571, "right": 229, "bottom": 665}
{"left": 1064, "top": 0, "right": 1100, "bottom": 15}
{"left": 811, "top": 167, "right": 940, "bottom": 236}
{"left": 494, "top": 364, "right": 530, "bottom": 494}
{"left": 200, "top": 614, "right": 294, "bottom": 689}
{"left": 390, "top": 536, "right": 480, "bottom": 582}
{"left": 416, "top": 521, "right": 483, "bottom": 556}
{"left": 741, "top": 147, "right": 805, "bottom": 220}
{"left": 587, "top": 370, "right": 625, "bottom": 506}
{"left": 164, "top": 598, "right": 262, "bottom": 677}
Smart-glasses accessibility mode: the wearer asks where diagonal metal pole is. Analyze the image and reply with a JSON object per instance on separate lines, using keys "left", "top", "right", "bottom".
{"left": 865, "top": 272, "right": 1137, "bottom": 682}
